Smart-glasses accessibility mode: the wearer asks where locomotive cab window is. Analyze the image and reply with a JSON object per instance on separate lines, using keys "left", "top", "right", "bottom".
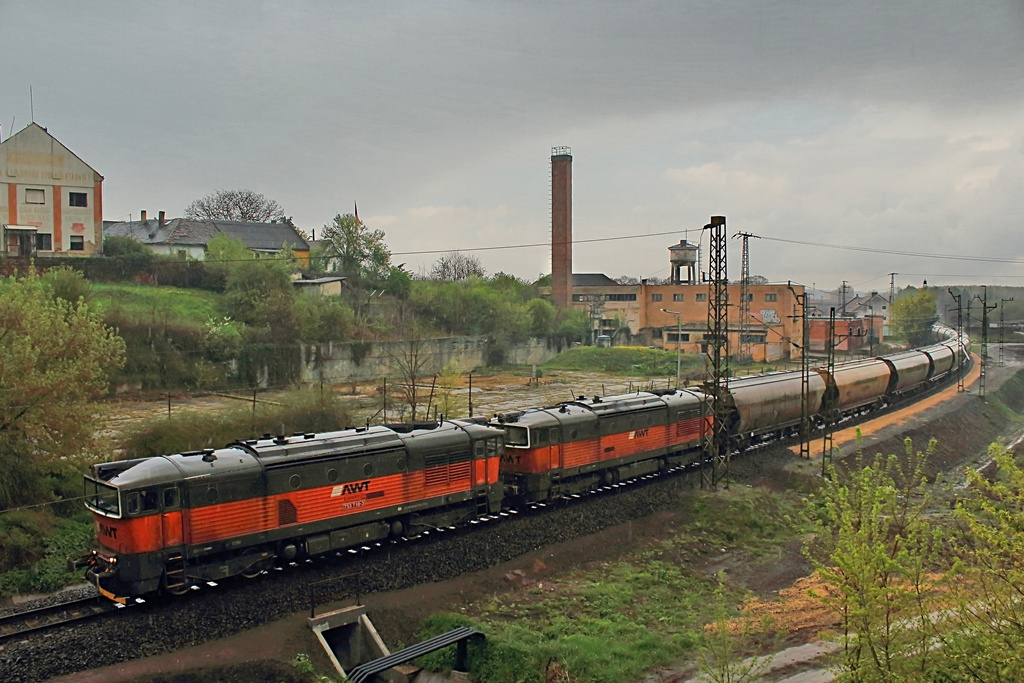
{"left": 475, "top": 441, "right": 485, "bottom": 457}
{"left": 533, "top": 429, "right": 547, "bottom": 446}
{"left": 486, "top": 438, "right": 499, "bottom": 456}
{"left": 504, "top": 425, "right": 528, "bottom": 447}
{"left": 163, "top": 487, "right": 180, "bottom": 510}
{"left": 140, "top": 489, "right": 158, "bottom": 512}
{"left": 84, "top": 477, "right": 120, "bottom": 516}
{"left": 548, "top": 428, "right": 559, "bottom": 444}
{"left": 126, "top": 492, "right": 140, "bottom": 515}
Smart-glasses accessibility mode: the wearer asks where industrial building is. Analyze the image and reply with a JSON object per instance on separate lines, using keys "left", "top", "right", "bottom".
{"left": 545, "top": 147, "right": 804, "bottom": 362}
{"left": 0, "top": 123, "right": 104, "bottom": 257}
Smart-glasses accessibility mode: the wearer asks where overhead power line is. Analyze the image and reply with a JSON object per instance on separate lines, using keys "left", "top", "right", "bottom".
{"left": 755, "top": 235, "right": 1024, "bottom": 265}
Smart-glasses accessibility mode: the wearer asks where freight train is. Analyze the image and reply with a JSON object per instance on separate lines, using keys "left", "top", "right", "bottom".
{"left": 79, "top": 333, "right": 967, "bottom": 603}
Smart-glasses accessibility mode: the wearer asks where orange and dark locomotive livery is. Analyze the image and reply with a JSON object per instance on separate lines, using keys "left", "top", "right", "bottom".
{"left": 492, "top": 389, "right": 708, "bottom": 503}
{"left": 81, "top": 419, "right": 504, "bottom": 602}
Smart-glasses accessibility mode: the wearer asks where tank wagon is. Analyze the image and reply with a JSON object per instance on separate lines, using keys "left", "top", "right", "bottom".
{"left": 80, "top": 330, "right": 970, "bottom": 602}
{"left": 81, "top": 420, "right": 504, "bottom": 602}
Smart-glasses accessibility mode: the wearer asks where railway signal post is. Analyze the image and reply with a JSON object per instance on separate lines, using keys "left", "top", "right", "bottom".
{"left": 787, "top": 281, "right": 811, "bottom": 460}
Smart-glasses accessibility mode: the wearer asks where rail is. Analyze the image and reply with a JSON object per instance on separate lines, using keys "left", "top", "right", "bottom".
{"left": 0, "top": 595, "right": 120, "bottom": 642}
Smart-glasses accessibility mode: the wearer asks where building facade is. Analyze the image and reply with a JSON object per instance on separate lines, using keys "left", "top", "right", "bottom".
{"left": 557, "top": 276, "right": 805, "bottom": 362}
{"left": 0, "top": 123, "right": 103, "bottom": 257}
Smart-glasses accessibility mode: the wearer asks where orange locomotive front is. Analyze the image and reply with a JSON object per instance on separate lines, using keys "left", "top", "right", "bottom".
{"left": 80, "top": 420, "right": 504, "bottom": 602}
{"left": 492, "top": 389, "right": 707, "bottom": 504}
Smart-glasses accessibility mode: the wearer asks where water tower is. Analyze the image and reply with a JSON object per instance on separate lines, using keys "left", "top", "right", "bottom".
{"left": 669, "top": 240, "right": 699, "bottom": 284}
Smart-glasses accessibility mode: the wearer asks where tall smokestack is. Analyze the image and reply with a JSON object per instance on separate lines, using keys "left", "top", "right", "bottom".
{"left": 551, "top": 146, "right": 572, "bottom": 309}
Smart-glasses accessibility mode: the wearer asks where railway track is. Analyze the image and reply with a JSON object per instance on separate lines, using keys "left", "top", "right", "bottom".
{"left": 0, "top": 595, "right": 122, "bottom": 643}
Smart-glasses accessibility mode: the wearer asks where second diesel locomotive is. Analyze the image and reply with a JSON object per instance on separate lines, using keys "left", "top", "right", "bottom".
{"left": 80, "top": 332, "right": 968, "bottom": 602}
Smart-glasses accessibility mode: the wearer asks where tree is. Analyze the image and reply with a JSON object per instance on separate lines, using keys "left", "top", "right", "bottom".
{"left": 802, "top": 441, "right": 945, "bottom": 681}
{"left": 942, "top": 443, "right": 1024, "bottom": 679}
{"left": 429, "top": 251, "right": 485, "bottom": 281}
{"left": 319, "top": 213, "right": 393, "bottom": 286}
{"left": 890, "top": 288, "right": 938, "bottom": 346}
{"left": 0, "top": 272, "right": 126, "bottom": 508}
{"left": 184, "top": 189, "right": 286, "bottom": 222}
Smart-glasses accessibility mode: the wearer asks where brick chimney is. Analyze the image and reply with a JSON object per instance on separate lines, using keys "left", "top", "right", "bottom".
{"left": 158, "top": 211, "right": 166, "bottom": 228}
{"left": 551, "top": 147, "right": 572, "bottom": 309}
{"left": 140, "top": 210, "right": 147, "bottom": 223}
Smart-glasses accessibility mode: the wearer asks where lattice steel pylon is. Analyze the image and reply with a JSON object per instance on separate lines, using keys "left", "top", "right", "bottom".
{"left": 1000, "top": 297, "right": 1013, "bottom": 366}
{"left": 733, "top": 232, "right": 759, "bottom": 362}
{"left": 788, "top": 282, "right": 811, "bottom": 459}
{"left": 701, "top": 216, "right": 730, "bottom": 490}
{"left": 822, "top": 307, "right": 837, "bottom": 476}
{"left": 948, "top": 289, "right": 965, "bottom": 393}
{"left": 978, "top": 285, "right": 997, "bottom": 401}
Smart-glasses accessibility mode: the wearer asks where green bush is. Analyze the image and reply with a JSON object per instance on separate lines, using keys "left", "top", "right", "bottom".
{"left": 41, "top": 266, "right": 93, "bottom": 306}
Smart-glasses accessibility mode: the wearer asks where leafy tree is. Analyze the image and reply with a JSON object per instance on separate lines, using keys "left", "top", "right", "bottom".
{"left": 184, "top": 188, "right": 286, "bottom": 222}
{"left": 802, "top": 441, "right": 945, "bottom": 681}
{"left": 942, "top": 443, "right": 1024, "bottom": 680}
{"left": 429, "top": 250, "right": 485, "bottom": 281}
{"left": 890, "top": 288, "right": 938, "bottom": 346}
{"left": 319, "top": 213, "right": 392, "bottom": 287}
{"left": 527, "top": 298, "right": 557, "bottom": 337}
{"left": 0, "top": 272, "right": 125, "bottom": 508}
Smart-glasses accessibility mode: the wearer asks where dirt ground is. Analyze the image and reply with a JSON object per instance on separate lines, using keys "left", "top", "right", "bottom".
{"left": 55, "top": 353, "right": 1017, "bottom": 683}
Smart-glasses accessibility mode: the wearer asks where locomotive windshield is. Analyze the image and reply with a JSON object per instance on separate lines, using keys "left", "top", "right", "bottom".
{"left": 503, "top": 425, "right": 529, "bottom": 448}
{"left": 84, "top": 477, "right": 120, "bottom": 517}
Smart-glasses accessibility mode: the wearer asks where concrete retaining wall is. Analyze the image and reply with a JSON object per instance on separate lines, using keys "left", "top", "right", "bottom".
{"left": 299, "top": 336, "right": 562, "bottom": 384}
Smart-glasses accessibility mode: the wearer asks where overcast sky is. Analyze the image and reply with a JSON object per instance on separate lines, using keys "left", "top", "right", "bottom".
{"left": 3, "top": 1, "right": 1022, "bottom": 295}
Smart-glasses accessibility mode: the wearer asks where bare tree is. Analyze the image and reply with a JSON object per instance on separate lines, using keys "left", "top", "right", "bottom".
{"left": 387, "top": 336, "right": 434, "bottom": 421}
{"left": 184, "top": 189, "right": 286, "bottom": 223}
{"left": 429, "top": 251, "right": 485, "bottom": 281}
{"left": 614, "top": 275, "right": 640, "bottom": 285}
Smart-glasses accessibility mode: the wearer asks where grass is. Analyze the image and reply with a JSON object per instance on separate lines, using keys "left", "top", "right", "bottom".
{"left": 542, "top": 346, "right": 705, "bottom": 378}
{"left": 0, "top": 517, "right": 95, "bottom": 598}
{"left": 92, "top": 282, "right": 223, "bottom": 326}
{"left": 413, "top": 485, "right": 806, "bottom": 683}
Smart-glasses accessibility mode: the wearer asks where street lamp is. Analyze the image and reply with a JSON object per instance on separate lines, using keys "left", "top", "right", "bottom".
{"left": 661, "top": 308, "right": 682, "bottom": 388}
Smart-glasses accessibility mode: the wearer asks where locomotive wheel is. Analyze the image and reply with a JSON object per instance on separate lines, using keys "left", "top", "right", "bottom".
{"left": 241, "top": 559, "right": 271, "bottom": 579}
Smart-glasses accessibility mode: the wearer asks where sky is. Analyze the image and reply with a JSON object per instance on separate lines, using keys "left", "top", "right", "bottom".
{"left": 2, "top": 1, "right": 1023, "bottom": 297}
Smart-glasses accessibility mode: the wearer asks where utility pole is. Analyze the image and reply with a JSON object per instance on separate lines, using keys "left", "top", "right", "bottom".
{"left": 1000, "top": 297, "right": 1013, "bottom": 366}
{"left": 888, "top": 273, "right": 897, "bottom": 305}
{"left": 948, "top": 289, "right": 965, "bottom": 393}
{"left": 701, "top": 216, "right": 730, "bottom": 490}
{"left": 733, "top": 232, "right": 759, "bottom": 363}
{"left": 840, "top": 280, "right": 849, "bottom": 317}
{"left": 788, "top": 281, "right": 811, "bottom": 460}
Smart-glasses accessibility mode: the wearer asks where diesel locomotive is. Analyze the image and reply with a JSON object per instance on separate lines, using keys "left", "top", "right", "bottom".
{"left": 80, "top": 332, "right": 967, "bottom": 603}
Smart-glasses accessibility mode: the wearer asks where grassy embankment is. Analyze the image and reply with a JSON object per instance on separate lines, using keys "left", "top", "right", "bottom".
{"left": 411, "top": 486, "right": 806, "bottom": 683}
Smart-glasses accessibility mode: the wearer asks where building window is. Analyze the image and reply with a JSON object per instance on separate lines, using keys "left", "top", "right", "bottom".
{"left": 695, "top": 293, "right": 707, "bottom": 302}
{"left": 765, "top": 293, "right": 778, "bottom": 302}
{"left": 742, "top": 293, "right": 754, "bottom": 302}
{"left": 673, "top": 293, "right": 684, "bottom": 302}
{"left": 69, "top": 236, "right": 84, "bottom": 251}
{"left": 651, "top": 293, "right": 662, "bottom": 302}
{"left": 572, "top": 294, "right": 585, "bottom": 302}
{"left": 25, "top": 188, "right": 45, "bottom": 204}
{"left": 35, "top": 233, "right": 52, "bottom": 251}
{"left": 882, "top": 305, "right": 887, "bottom": 310}
{"left": 68, "top": 192, "right": 88, "bottom": 207}
{"left": 605, "top": 293, "right": 636, "bottom": 302}
{"left": 667, "top": 331, "right": 691, "bottom": 342}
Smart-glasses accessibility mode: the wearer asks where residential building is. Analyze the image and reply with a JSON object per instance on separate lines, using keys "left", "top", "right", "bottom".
{"left": 103, "top": 214, "right": 310, "bottom": 266}
{"left": 0, "top": 123, "right": 104, "bottom": 257}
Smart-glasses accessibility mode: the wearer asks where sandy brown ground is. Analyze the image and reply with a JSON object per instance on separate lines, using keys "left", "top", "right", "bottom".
{"left": 53, "top": 355, "right": 1007, "bottom": 682}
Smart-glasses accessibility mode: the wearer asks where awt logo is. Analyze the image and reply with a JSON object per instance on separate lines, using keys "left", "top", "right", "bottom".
{"left": 331, "top": 480, "right": 370, "bottom": 497}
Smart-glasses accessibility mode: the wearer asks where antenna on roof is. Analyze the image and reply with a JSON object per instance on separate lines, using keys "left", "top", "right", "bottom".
{"left": 29, "top": 86, "right": 34, "bottom": 123}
